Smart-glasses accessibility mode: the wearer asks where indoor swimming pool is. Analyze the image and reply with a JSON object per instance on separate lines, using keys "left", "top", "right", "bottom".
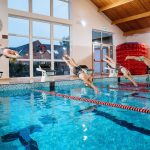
{"left": 0, "top": 77, "right": 150, "bottom": 150}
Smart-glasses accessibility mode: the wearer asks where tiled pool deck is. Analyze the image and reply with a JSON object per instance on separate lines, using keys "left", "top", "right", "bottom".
{"left": 0, "top": 75, "right": 148, "bottom": 92}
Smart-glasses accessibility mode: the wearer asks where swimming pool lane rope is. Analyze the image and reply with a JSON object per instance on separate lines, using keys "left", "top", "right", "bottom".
{"left": 35, "top": 90, "right": 150, "bottom": 114}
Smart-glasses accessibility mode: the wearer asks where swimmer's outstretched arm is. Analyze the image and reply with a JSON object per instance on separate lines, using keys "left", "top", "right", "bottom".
{"left": 103, "top": 58, "right": 116, "bottom": 69}
{"left": 121, "top": 68, "right": 138, "bottom": 87}
{"left": 126, "top": 56, "right": 150, "bottom": 68}
{"left": 62, "top": 56, "right": 74, "bottom": 68}
{"left": 0, "top": 48, "right": 20, "bottom": 58}
{"left": 83, "top": 79, "right": 99, "bottom": 94}
{"left": 125, "top": 56, "right": 142, "bottom": 61}
{"left": 125, "top": 74, "right": 138, "bottom": 87}
{"left": 105, "top": 55, "right": 115, "bottom": 64}
{"left": 63, "top": 55, "right": 78, "bottom": 67}
{"left": 144, "top": 58, "right": 150, "bottom": 68}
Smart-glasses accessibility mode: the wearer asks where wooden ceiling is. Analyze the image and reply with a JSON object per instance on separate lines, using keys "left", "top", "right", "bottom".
{"left": 91, "top": 0, "right": 150, "bottom": 36}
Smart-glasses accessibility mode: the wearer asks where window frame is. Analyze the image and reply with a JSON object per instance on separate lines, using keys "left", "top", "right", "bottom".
{"left": 8, "top": 16, "right": 70, "bottom": 78}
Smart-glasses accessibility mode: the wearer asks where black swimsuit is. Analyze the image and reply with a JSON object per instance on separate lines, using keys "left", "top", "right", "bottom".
{"left": 73, "top": 66, "right": 82, "bottom": 76}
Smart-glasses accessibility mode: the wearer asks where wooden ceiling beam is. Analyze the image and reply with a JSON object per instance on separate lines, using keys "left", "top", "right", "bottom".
{"left": 112, "top": 11, "right": 150, "bottom": 25}
{"left": 98, "top": 0, "right": 134, "bottom": 12}
{"left": 123, "top": 27, "right": 150, "bottom": 36}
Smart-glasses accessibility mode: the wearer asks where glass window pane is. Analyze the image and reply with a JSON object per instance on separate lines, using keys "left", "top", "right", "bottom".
{"left": 54, "top": 41, "right": 70, "bottom": 59}
{"left": 94, "top": 62, "right": 100, "bottom": 74}
{"left": 53, "top": 0, "right": 69, "bottom": 19}
{"left": 92, "top": 31, "right": 101, "bottom": 43}
{"left": 102, "top": 46, "right": 109, "bottom": 57}
{"left": 8, "top": 17, "right": 29, "bottom": 36}
{"left": 32, "top": 0, "right": 50, "bottom": 16}
{"left": 8, "top": 0, "right": 29, "bottom": 12}
{"left": 33, "top": 39, "right": 51, "bottom": 59}
{"left": 54, "top": 62, "right": 70, "bottom": 75}
{"left": 94, "top": 49, "right": 100, "bottom": 61}
{"left": 8, "top": 36, "right": 29, "bottom": 59}
{"left": 33, "top": 61, "right": 51, "bottom": 76}
{"left": 33, "top": 21, "right": 50, "bottom": 38}
{"left": 9, "top": 61, "right": 29, "bottom": 77}
{"left": 102, "top": 32, "right": 113, "bottom": 44}
{"left": 54, "top": 24, "right": 69, "bottom": 40}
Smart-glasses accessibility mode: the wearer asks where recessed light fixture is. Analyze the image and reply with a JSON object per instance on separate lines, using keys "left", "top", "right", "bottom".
{"left": 80, "top": 20, "right": 86, "bottom": 27}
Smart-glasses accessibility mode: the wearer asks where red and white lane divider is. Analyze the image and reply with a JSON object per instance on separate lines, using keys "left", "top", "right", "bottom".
{"left": 35, "top": 90, "right": 150, "bottom": 114}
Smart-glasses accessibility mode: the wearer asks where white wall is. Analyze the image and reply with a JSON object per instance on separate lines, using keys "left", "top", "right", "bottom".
{"left": 0, "top": 0, "right": 9, "bottom": 78}
{"left": 71, "top": 0, "right": 126, "bottom": 68}
{"left": 126, "top": 32, "right": 150, "bottom": 58}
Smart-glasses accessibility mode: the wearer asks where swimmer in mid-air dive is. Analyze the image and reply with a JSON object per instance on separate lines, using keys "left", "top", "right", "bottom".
{"left": 63, "top": 54, "right": 99, "bottom": 94}
{"left": 103, "top": 55, "right": 138, "bottom": 87}
{"left": 0, "top": 48, "right": 20, "bottom": 59}
{"left": 125, "top": 56, "right": 150, "bottom": 68}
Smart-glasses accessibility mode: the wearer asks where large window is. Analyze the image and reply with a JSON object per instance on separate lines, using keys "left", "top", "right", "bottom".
{"left": 8, "top": 0, "right": 71, "bottom": 78}
{"left": 8, "top": 0, "right": 70, "bottom": 19}
{"left": 8, "top": 16, "right": 70, "bottom": 77}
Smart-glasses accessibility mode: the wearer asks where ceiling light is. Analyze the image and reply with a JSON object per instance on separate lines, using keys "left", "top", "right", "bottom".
{"left": 80, "top": 20, "right": 86, "bottom": 27}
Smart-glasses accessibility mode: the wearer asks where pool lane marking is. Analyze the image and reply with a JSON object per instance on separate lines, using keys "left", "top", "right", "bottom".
{"left": 130, "top": 93, "right": 150, "bottom": 100}
{"left": 35, "top": 90, "right": 150, "bottom": 114}
{"left": 119, "top": 82, "right": 150, "bottom": 86}
{"left": 100, "top": 86, "right": 150, "bottom": 93}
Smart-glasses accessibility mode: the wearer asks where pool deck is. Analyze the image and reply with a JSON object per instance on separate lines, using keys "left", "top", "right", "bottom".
{"left": 0, "top": 74, "right": 148, "bottom": 85}
{"left": 0, "top": 74, "right": 109, "bottom": 85}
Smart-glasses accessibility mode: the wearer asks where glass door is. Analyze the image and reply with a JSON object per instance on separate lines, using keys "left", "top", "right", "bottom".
{"left": 93, "top": 44, "right": 112, "bottom": 75}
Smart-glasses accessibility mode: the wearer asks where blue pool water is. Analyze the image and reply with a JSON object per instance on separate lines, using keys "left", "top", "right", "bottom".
{"left": 0, "top": 79, "right": 150, "bottom": 150}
